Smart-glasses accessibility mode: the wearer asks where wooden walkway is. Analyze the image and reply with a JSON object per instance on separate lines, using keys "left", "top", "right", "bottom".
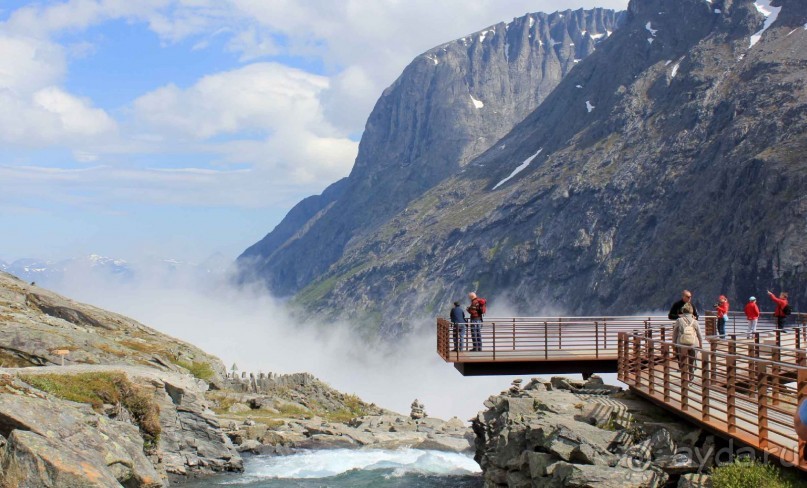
{"left": 618, "top": 325, "right": 807, "bottom": 471}
{"left": 437, "top": 313, "right": 807, "bottom": 470}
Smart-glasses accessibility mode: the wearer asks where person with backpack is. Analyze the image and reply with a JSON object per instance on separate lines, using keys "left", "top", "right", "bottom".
{"left": 449, "top": 301, "right": 467, "bottom": 352}
{"left": 672, "top": 302, "right": 703, "bottom": 383}
{"left": 467, "top": 292, "right": 486, "bottom": 351}
{"left": 767, "top": 290, "right": 790, "bottom": 330}
{"left": 714, "top": 295, "right": 729, "bottom": 338}
{"left": 744, "top": 296, "right": 760, "bottom": 338}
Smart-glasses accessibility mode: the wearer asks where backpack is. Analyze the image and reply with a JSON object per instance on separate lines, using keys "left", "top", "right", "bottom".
{"left": 677, "top": 317, "right": 698, "bottom": 346}
{"left": 784, "top": 304, "right": 793, "bottom": 316}
{"left": 476, "top": 298, "right": 487, "bottom": 316}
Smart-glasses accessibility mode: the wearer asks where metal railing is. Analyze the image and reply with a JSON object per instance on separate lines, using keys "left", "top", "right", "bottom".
{"left": 618, "top": 326, "right": 807, "bottom": 470}
{"left": 437, "top": 315, "right": 675, "bottom": 363}
{"left": 706, "top": 311, "right": 807, "bottom": 337}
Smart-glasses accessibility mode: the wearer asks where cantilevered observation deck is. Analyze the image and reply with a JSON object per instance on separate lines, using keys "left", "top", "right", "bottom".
{"left": 437, "top": 313, "right": 807, "bottom": 471}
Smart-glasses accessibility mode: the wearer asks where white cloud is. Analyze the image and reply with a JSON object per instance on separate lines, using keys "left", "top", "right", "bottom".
{"left": 133, "top": 63, "right": 330, "bottom": 139}
{"left": 131, "top": 62, "right": 359, "bottom": 183}
{"left": 0, "top": 0, "right": 629, "bottom": 208}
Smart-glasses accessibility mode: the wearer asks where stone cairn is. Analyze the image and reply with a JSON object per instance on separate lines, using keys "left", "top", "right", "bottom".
{"left": 410, "top": 399, "right": 427, "bottom": 420}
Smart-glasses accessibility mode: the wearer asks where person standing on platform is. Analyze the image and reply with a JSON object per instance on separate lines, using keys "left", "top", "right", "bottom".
{"left": 450, "top": 301, "right": 467, "bottom": 352}
{"left": 669, "top": 290, "right": 699, "bottom": 320}
{"left": 714, "top": 295, "right": 729, "bottom": 338}
{"left": 672, "top": 302, "right": 703, "bottom": 383}
{"left": 467, "top": 292, "right": 483, "bottom": 352}
{"left": 744, "top": 296, "right": 760, "bottom": 338}
{"left": 768, "top": 290, "right": 790, "bottom": 330}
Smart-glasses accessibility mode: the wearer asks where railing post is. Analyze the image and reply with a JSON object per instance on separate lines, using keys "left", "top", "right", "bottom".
{"left": 512, "top": 318, "right": 516, "bottom": 351}
{"left": 758, "top": 364, "right": 768, "bottom": 450}
{"left": 595, "top": 321, "right": 600, "bottom": 359}
{"left": 663, "top": 336, "right": 670, "bottom": 404}
{"left": 558, "top": 318, "right": 562, "bottom": 351}
{"left": 492, "top": 322, "right": 496, "bottom": 360}
{"left": 727, "top": 340, "right": 737, "bottom": 434}
{"left": 798, "top": 368, "right": 807, "bottom": 469}
{"left": 604, "top": 320, "right": 608, "bottom": 349}
{"left": 702, "top": 343, "right": 710, "bottom": 422}
{"left": 544, "top": 321, "right": 548, "bottom": 360}
{"left": 682, "top": 345, "right": 690, "bottom": 412}
{"left": 648, "top": 329, "right": 655, "bottom": 396}
{"left": 632, "top": 334, "right": 640, "bottom": 384}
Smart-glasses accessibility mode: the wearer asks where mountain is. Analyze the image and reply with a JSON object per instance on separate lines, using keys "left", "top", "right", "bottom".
{"left": 242, "top": 0, "right": 807, "bottom": 334}
{"left": 237, "top": 8, "right": 626, "bottom": 300}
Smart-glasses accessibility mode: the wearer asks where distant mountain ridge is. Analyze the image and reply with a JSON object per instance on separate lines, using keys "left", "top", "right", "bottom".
{"left": 237, "top": 8, "right": 626, "bottom": 301}
{"left": 2, "top": 253, "right": 231, "bottom": 288}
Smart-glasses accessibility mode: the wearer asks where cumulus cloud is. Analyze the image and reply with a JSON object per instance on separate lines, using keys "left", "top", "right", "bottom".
{"left": 0, "top": 0, "right": 629, "bottom": 209}
{"left": 0, "top": 34, "right": 116, "bottom": 146}
{"left": 132, "top": 62, "right": 359, "bottom": 183}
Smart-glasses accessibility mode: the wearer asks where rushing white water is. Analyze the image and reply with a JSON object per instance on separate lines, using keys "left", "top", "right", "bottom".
{"left": 224, "top": 449, "right": 480, "bottom": 483}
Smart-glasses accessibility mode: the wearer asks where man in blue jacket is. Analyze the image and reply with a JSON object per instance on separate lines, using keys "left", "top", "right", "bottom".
{"left": 450, "top": 301, "right": 467, "bottom": 352}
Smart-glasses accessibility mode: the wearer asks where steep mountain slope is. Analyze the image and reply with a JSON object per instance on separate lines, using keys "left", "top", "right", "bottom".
{"left": 0, "top": 270, "right": 226, "bottom": 378}
{"left": 281, "top": 0, "right": 807, "bottom": 332}
{"left": 238, "top": 8, "right": 625, "bottom": 296}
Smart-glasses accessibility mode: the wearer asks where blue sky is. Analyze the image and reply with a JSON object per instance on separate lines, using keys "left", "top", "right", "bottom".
{"left": 0, "top": 0, "right": 628, "bottom": 263}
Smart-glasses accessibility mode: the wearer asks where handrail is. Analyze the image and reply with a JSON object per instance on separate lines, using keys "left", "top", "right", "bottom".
{"left": 436, "top": 315, "right": 674, "bottom": 363}
{"left": 618, "top": 326, "right": 807, "bottom": 470}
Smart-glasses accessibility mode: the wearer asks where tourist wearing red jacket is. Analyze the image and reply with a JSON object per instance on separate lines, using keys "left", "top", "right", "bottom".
{"left": 715, "top": 295, "right": 729, "bottom": 338}
{"left": 744, "top": 297, "right": 760, "bottom": 338}
{"left": 768, "top": 290, "right": 789, "bottom": 330}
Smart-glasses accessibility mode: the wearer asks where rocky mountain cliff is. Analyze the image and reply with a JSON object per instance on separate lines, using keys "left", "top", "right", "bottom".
{"left": 242, "top": 0, "right": 807, "bottom": 333}
{"left": 237, "top": 8, "right": 625, "bottom": 301}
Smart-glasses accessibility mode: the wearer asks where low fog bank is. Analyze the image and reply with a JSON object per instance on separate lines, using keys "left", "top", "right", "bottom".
{"left": 45, "top": 263, "right": 638, "bottom": 419}
{"left": 49, "top": 265, "right": 517, "bottom": 419}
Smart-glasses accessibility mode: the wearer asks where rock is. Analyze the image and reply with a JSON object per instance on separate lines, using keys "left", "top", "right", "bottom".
{"left": 473, "top": 378, "right": 708, "bottom": 487}
{"left": 527, "top": 452, "right": 555, "bottom": 478}
{"left": 236, "top": 439, "right": 262, "bottom": 454}
{"left": 227, "top": 402, "right": 251, "bottom": 414}
{"left": 3, "top": 430, "right": 124, "bottom": 488}
{"left": 523, "top": 377, "right": 550, "bottom": 391}
{"left": 550, "top": 461, "right": 668, "bottom": 488}
{"left": 679, "top": 473, "right": 712, "bottom": 487}
{"left": 0, "top": 272, "right": 227, "bottom": 382}
{"left": 551, "top": 377, "right": 583, "bottom": 391}
{"left": 410, "top": 399, "right": 426, "bottom": 420}
{"left": 0, "top": 393, "right": 162, "bottom": 487}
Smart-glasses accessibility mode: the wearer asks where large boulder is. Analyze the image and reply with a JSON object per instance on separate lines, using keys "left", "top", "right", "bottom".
{"left": 0, "top": 393, "right": 161, "bottom": 487}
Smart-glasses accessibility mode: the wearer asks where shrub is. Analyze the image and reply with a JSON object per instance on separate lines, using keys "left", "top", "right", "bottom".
{"left": 711, "top": 459, "right": 798, "bottom": 488}
{"left": 174, "top": 360, "right": 215, "bottom": 381}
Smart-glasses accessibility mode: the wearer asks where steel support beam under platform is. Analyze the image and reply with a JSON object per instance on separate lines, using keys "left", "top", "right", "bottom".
{"left": 454, "top": 359, "right": 618, "bottom": 377}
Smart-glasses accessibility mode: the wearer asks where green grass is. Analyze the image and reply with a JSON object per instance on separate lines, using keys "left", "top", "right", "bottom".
{"left": 321, "top": 394, "right": 370, "bottom": 423}
{"left": 711, "top": 459, "right": 800, "bottom": 488}
{"left": 20, "top": 372, "right": 161, "bottom": 450}
{"left": 173, "top": 360, "right": 215, "bottom": 381}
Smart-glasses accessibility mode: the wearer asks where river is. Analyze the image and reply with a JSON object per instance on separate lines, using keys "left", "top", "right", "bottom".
{"left": 181, "top": 448, "right": 483, "bottom": 487}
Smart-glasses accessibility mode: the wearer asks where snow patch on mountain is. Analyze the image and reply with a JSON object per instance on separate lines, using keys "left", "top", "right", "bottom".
{"left": 493, "top": 149, "right": 543, "bottom": 190}
{"left": 749, "top": 0, "right": 782, "bottom": 48}
{"left": 470, "top": 95, "right": 484, "bottom": 109}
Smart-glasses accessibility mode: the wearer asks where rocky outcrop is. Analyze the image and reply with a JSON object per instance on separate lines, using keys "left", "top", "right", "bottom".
{"left": 0, "top": 271, "right": 226, "bottom": 385}
{"left": 224, "top": 413, "right": 473, "bottom": 454}
{"left": 241, "top": 0, "right": 807, "bottom": 332}
{"left": 0, "top": 365, "right": 242, "bottom": 486}
{"left": 237, "top": 8, "right": 625, "bottom": 319}
{"left": 473, "top": 376, "right": 716, "bottom": 487}
{"left": 0, "top": 372, "right": 162, "bottom": 487}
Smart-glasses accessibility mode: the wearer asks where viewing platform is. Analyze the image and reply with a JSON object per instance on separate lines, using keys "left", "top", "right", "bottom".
{"left": 436, "top": 313, "right": 805, "bottom": 376}
{"left": 437, "top": 312, "right": 807, "bottom": 471}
